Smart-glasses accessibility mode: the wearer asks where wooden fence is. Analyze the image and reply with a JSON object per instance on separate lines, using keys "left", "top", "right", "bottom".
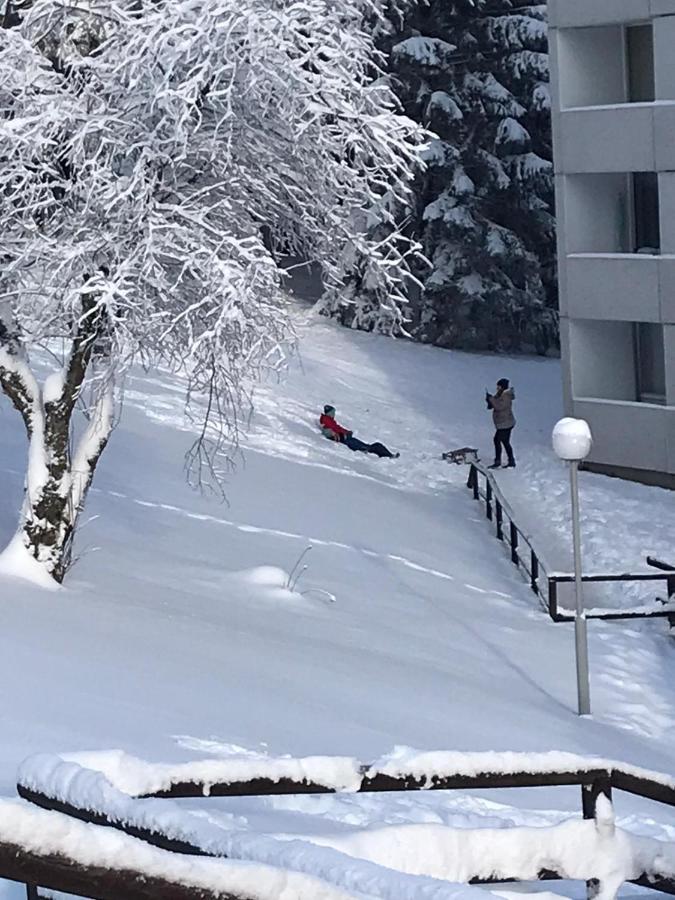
{"left": 467, "top": 463, "right": 675, "bottom": 624}
{"left": 15, "top": 753, "right": 675, "bottom": 899}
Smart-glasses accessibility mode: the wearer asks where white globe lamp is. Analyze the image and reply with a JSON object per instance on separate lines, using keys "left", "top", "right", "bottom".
{"left": 552, "top": 417, "right": 592, "bottom": 462}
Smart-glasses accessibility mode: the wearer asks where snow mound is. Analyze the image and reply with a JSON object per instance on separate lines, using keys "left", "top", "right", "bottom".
{"left": 0, "top": 535, "right": 60, "bottom": 592}
{"left": 239, "top": 566, "right": 289, "bottom": 588}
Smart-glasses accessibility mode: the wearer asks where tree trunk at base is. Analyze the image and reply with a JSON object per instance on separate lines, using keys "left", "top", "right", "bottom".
{"left": 22, "top": 492, "right": 74, "bottom": 584}
{"left": 1, "top": 293, "right": 114, "bottom": 586}
{"left": 13, "top": 385, "right": 114, "bottom": 586}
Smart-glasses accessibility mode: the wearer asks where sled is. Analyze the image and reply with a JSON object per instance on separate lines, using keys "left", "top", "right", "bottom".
{"left": 442, "top": 447, "right": 479, "bottom": 465}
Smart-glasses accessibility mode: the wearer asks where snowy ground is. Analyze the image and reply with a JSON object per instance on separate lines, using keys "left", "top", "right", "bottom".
{"left": 0, "top": 313, "right": 674, "bottom": 897}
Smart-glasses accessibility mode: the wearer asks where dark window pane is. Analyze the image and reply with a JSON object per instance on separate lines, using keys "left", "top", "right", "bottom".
{"left": 632, "top": 172, "right": 660, "bottom": 252}
{"left": 627, "top": 24, "right": 655, "bottom": 103}
{"left": 634, "top": 322, "right": 666, "bottom": 401}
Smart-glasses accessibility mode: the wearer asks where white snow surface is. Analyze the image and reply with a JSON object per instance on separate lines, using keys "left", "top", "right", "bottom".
{"left": 1, "top": 314, "right": 675, "bottom": 896}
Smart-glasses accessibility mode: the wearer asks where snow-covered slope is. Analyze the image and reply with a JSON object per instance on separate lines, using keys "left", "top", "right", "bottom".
{"left": 0, "top": 316, "right": 674, "bottom": 896}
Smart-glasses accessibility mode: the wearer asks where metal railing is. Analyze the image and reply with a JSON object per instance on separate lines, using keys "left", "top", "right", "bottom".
{"left": 17, "top": 751, "right": 675, "bottom": 898}
{"left": 467, "top": 463, "right": 675, "bottom": 623}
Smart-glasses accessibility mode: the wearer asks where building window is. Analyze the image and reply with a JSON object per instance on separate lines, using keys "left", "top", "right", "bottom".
{"left": 626, "top": 24, "right": 655, "bottom": 103}
{"left": 634, "top": 322, "right": 666, "bottom": 403}
{"left": 630, "top": 172, "right": 660, "bottom": 253}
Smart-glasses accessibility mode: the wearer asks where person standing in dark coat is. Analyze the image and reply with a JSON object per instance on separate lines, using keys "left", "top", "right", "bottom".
{"left": 486, "top": 379, "right": 516, "bottom": 469}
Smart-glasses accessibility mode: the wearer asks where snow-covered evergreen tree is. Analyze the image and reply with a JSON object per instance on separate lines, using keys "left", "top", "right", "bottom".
{"left": 0, "top": 0, "right": 423, "bottom": 584}
{"left": 390, "top": 0, "right": 557, "bottom": 353}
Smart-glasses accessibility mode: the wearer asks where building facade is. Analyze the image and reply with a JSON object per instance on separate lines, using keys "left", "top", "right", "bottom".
{"left": 549, "top": 0, "right": 675, "bottom": 488}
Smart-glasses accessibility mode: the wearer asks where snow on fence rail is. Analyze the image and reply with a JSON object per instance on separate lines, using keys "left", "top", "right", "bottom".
{"left": 467, "top": 463, "right": 675, "bottom": 623}
{"left": 11, "top": 749, "right": 675, "bottom": 900}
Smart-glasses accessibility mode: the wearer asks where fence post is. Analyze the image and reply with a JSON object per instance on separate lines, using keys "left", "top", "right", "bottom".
{"left": 510, "top": 522, "right": 518, "bottom": 566}
{"left": 530, "top": 551, "right": 539, "bottom": 594}
{"left": 486, "top": 481, "right": 493, "bottom": 521}
{"left": 668, "top": 575, "right": 675, "bottom": 601}
{"left": 548, "top": 579, "right": 558, "bottom": 621}
{"left": 495, "top": 501, "right": 503, "bottom": 541}
{"left": 582, "top": 775, "right": 612, "bottom": 900}
{"left": 468, "top": 465, "right": 480, "bottom": 500}
{"left": 582, "top": 774, "right": 612, "bottom": 820}
{"left": 26, "top": 886, "right": 39, "bottom": 900}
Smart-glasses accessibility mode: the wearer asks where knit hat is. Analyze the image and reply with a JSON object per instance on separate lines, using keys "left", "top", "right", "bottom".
{"left": 497, "top": 378, "right": 510, "bottom": 389}
{"left": 323, "top": 404, "right": 336, "bottom": 415}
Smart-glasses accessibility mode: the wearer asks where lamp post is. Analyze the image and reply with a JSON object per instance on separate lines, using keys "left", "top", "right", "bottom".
{"left": 552, "top": 417, "right": 593, "bottom": 717}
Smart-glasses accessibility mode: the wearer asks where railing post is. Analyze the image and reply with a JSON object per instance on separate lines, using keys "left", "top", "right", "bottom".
{"left": 530, "top": 551, "right": 539, "bottom": 594}
{"left": 582, "top": 774, "right": 612, "bottom": 820}
{"left": 26, "top": 886, "right": 39, "bottom": 900}
{"left": 486, "top": 480, "right": 493, "bottom": 521}
{"left": 495, "top": 501, "right": 503, "bottom": 541}
{"left": 510, "top": 522, "right": 518, "bottom": 566}
{"left": 548, "top": 579, "right": 558, "bottom": 621}
{"left": 582, "top": 775, "right": 612, "bottom": 900}
{"left": 468, "top": 465, "right": 479, "bottom": 500}
{"left": 668, "top": 575, "right": 675, "bottom": 601}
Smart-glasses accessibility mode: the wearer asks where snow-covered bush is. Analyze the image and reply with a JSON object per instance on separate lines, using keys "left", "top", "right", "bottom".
{"left": 0, "top": 0, "right": 424, "bottom": 584}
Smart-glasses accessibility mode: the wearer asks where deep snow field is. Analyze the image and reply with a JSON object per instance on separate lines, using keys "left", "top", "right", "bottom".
{"left": 0, "top": 312, "right": 674, "bottom": 897}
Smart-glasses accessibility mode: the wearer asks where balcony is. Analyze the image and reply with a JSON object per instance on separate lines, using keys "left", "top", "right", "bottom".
{"left": 570, "top": 398, "right": 675, "bottom": 475}
{"left": 549, "top": 0, "right": 652, "bottom": 29}
{"left": 556, "top": 103, "right": 675, "bottom": 174}
{"left": 564, "top": 253, "right": 675, "bottom": 324}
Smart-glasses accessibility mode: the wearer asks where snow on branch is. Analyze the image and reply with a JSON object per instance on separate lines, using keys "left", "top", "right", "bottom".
{"left": 1, "top": 0, "right": 425, "bottom": 484}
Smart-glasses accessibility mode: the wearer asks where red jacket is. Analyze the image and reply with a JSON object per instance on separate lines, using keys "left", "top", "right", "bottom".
{"left": 320, "top": 413, "right": 350, "bottom": 440}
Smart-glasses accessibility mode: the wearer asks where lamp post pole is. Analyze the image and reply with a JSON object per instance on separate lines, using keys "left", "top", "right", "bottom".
{"left": 570, "top": 459, "right": 591, "bottom": 716}
{"left": 553, "top": 417, "right": 593, "bottom": 717}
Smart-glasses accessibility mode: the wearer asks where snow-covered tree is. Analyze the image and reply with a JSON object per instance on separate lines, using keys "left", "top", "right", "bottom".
{"left": 389, "top": 0, "right": 557, "bottom": 353}
{"left": 0, "top": 0, "right": 424, "bottom": 584}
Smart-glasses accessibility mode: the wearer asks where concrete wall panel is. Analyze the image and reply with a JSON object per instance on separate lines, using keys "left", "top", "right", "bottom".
{"left": 573, "top": 399, "right": 669, "bottom": 472}
{"left": 653, "top": 104, "right": 675, "bottom": 169}
{"left": 564, "top": 173, "right": 629, "bottom": 254}
{"left": 658, "top": 173, "right": 675, "bottom": 254}
{"left": 667, "top": 406, "right": 675, "bottom": 474}
{"left": 658, "top": 256, "right": 675, "bottom": 323}
{"left": 651, "top": 0, "right": 675, "bottom": 17}
{"left": 569, "top": 319, "right": 636, "bottom": 400}
{"left": 566, "top": 255, "right": 661, "bottom": 321}
{"left": 558, "top": 107, "right": 655, "bottom": 173}
{"left": 664, "top": 324, "right": 675, "bottom": 405}
{"left": 654, "top": 15, "right": 675, "bottom": 99}
{"left": 551, "top": 0, "right": 650, "bottom": 28}
{"left": 556, "top": 26, "right": 626, "bottom": 108}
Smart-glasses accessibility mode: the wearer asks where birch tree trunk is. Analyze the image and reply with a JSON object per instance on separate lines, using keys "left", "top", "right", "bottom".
{"left": 0, "top": 301, "right": 113, "bottom": 584}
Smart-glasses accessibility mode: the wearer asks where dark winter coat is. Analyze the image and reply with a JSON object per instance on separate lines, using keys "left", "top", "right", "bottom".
{"left": 488, "top": 388, "right": 516, "bottom": 429}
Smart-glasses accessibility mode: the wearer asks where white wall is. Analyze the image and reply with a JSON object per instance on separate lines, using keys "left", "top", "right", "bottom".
{"left": 549, "top": 0, "right": 650, "bottom": 28}
{"left": 556, "top": 26, "right": 626, "bottom": 108}
{"left": 566, "top": 255, "right": 661, "bottom": 322}
{"left": 666, "top": 325, "right": 675, "bottom": 404}
{"left": 569, "top": 319, "right": 637, "bottom": 400}
{"left": 558, "top": 106, "right": 656, "bottom": 173}
{"left": 654, "top": 15, "right": 675, "bottom": 98}
{"left": 658, "top": 172, "right": 675, "bottom": 253}
{"left": 563, "top": 174, "right": 629, "bottom": 253}
{"left": 573, "top": 398, "right": 672, "bottom": 473}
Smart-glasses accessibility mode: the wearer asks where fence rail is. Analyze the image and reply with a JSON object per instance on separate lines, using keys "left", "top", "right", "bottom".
{"left": 467, "top": 463, "right": 675, "bottom": 624}
{"left": 16, "top": 752, "right": 675, "bottom": 899}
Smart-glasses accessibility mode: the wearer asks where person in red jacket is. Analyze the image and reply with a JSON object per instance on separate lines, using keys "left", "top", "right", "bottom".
{"left": 319, "top": 405, "right": 399, "bottom": 459}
